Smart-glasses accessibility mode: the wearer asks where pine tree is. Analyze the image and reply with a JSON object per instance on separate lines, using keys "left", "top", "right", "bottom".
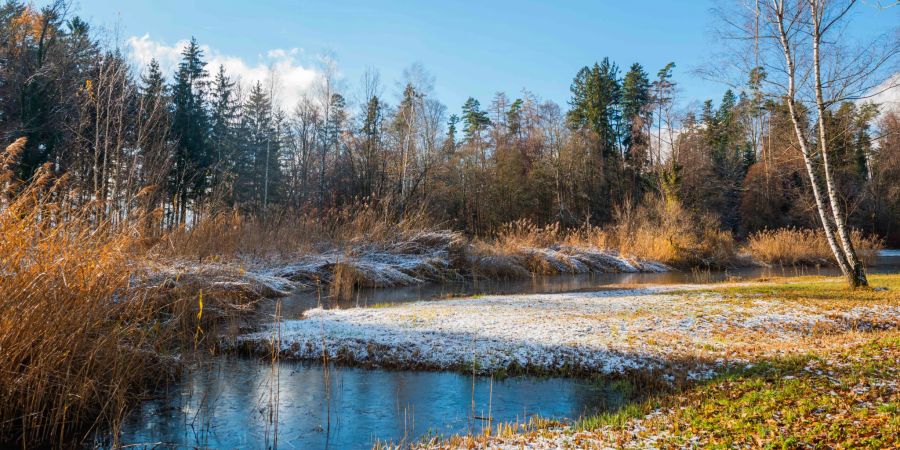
{"left": 506, "top": 98, "right": 524, "bottom": 139}
{"left": 621, "top": 63, "right": 651, "bottom": 161}
{"left": 170, "top": 37, "right": 209, "bottom": 223}
{"left": 651, "top": 62, "right": 676, "bottom": 168}
{"left": 461, "top": 97, "right": 490, "bottom": 142}
{"left": 208, "top": 65, "right": 238, "bottom": 200}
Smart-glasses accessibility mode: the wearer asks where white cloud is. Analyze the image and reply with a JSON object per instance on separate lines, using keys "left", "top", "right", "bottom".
{"left": 127, "top": 34, "right": 321, "bottom": 110}
{"left": 863, "top": 72, "right": 900, "bottom": 119}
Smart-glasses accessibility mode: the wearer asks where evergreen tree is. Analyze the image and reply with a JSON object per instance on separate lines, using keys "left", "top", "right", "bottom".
{"left": 170, "top": 37, "right": 209, "bottom": 223}
{"left": 621, "top": 63, "right": 651, "bottom": 160}
{"left": 208, "top": 65, "right": 238, "bottom": 198}
{"left": 507, "top": 98, "right": 524, "bottom": 139}
{"left": 567, "top": 58, "right": 621, "bottom": 158}
{"left": 461, "top": 97, "right": 490, "bottom": 142}
{"left": 360, "top": 94, "right": 384, "bottom": 197}
{"left": 140, "top": 59, "right": 166, "bottom": 98}
{"left": 445, "top": 114, "right": 460, "bottom": 152}
{"left": 239, "top": 81, "right": 275, "bottom": 211}
{"left": 326, "top": 93, "right": 347, "bottom": 156}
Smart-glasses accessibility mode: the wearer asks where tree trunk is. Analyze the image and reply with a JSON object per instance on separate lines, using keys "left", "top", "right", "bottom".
{"left": 772, "top": 1, "right": 855, "bottom": 284}
{"left": 809, "top": 2, "right": 867, "bottom": 287}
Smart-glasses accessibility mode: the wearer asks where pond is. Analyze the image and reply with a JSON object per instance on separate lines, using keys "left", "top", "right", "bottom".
{"left": 115, "top": 252, "right": 900, "bottom": 449}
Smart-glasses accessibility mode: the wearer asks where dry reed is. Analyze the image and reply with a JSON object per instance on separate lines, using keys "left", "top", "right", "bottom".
{"left": 0, "top": 139, "right": 179, "bottom": 446}
{"left": 486, "top": 195, "right": 737, "bottom": 269}
{"left": 744, "top": 227, "right": 883, "bottom": 266}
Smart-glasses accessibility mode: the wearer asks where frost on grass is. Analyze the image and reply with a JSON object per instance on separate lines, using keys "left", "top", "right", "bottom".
{"left": 239, "top": 286, "right": 900, "bottom": 376}
{"left": 150, "top": 230, "right": 669, "bottom": 298}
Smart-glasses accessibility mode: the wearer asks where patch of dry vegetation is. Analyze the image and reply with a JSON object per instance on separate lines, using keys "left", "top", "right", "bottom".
{"left": 744, "top": 227, "right": 883, "bottom": 267}
{"left": 0, "top": 139, "right": 264, "bottom": 447}
{"left": 605, "top": 197, "right": 737, "bottom": 268}
{"left": 0, "top": 139, "right": 177, "bottom": 446}
{"left": 160, "top": 202, "right": 439, "bottom": 263}
{"left": 482, "top": 196, "right": 737, "bottom": 270}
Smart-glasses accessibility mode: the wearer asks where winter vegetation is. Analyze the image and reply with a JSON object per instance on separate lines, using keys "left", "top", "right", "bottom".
{"left": 386, "top": 276, "right": 900, "bottom": 449}
{"left": 237, "top": 279, "right": 900, "bottom": 378}
{"left": 0, "top": 0, "right": 898, "bottom": 447}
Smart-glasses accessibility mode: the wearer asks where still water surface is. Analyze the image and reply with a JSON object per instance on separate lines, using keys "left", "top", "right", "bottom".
{"left": 117, "top": 253, "right": 900, "bottom": 449}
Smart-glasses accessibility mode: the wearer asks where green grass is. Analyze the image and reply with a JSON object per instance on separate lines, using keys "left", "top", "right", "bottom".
{"left": 570, "top": 276, "right": 900, "bottom": 448}
{"left": 568, "top": 335, "right": 899, "bottom": 449}
{"left": 678, "top": 273, "right": 900, "bottom": 307}
{"left": 476, "top": 275, "right": 900, "bottom": 449}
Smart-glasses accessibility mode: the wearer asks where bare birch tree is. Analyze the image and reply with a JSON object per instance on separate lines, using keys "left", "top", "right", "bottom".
{"left": 745, "top": 0, "right": 899, "bottom": 286}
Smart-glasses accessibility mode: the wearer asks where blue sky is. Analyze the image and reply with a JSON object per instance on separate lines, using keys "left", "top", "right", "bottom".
{"left": 50, "top": 0, "right": 900, "bottom": 113}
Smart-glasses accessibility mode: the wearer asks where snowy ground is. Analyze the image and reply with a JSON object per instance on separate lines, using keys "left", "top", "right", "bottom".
{"left": 237, "top": 283, "right": 900, "bottom": 377}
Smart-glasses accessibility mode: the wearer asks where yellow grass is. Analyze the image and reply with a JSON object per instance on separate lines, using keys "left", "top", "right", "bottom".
{"left": 0, "top": 139, "right": 180, "bottom": 446}
{"left": 489, "top": 196, "right": 737, "bottom": 269}
{"left": 161, "top": 201, "right": 438, "bottom": 262}
{"left": 744, "top": 227, "right": 883, "bottom": 266}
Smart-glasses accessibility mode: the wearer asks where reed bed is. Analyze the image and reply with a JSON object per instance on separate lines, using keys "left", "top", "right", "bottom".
{"left": 744, "top": 227, "right": 883, "bottom": 267}
{"left": 0, "top": 139, "right": 179, "bottom": 446}
{"left": 484, "top": 196, "right": 737, "bottom": 270}
{"left": 160, "top": 201, "right": 439, "bottom": 263}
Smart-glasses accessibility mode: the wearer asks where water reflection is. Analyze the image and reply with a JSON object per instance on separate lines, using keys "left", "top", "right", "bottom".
{"left": 119, "top": 358, "right": 621, "bottom": 449}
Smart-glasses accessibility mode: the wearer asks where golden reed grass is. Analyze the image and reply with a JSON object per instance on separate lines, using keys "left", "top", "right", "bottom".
{"left": 0, "top": 138, "right": 178, "bottom": 447}
{"left": 745, "top": 228, "right": 883, "bottom": 266}
{"left": 490, "top": 195, "right": 737, "bottom": 269}
{"left": 160, "top": 199, "right": 437, "bottom": 263}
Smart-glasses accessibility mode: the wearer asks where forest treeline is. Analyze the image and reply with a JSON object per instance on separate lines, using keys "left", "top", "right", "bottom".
{"left": 2, "top": 0, "right": 899, "bottom": 244}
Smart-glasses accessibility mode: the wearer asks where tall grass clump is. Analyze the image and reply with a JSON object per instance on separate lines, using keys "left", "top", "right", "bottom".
{"left": 479, "top": 195, "right": 736, "bottom": 272}
{"left": 0, "top": 139, "right": 176, "bottom": 447}
{"left": 606, "top": 196, "right": 737, "bottom": 267}
{"left": 745, "top": 228, "right": 883, "bottom": 266}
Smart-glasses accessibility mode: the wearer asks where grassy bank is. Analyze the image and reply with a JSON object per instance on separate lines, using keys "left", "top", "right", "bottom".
{"left": 238, "top": 273, "right": 899, "bottom": 382}
{"left": 155, "top": 199, "right": 883, "bottom": 301}
{"left": 410, "top": 275, "right": 900, "bottom": 449}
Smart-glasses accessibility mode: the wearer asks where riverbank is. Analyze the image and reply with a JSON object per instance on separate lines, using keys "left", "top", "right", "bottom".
{"left": 237, "top": 275, "right": 900, "bottom": 380}
{"left": 149, "top": 220, "right": 883, "bottom": 304}
{"left": 366, "top": 275, "right": 899, "bottom": 449}
{"left": 406, "top": 335, "right": 899, "bottom": 449}
{"left": 150, "top": 230, "right": 673, "bottom": 303}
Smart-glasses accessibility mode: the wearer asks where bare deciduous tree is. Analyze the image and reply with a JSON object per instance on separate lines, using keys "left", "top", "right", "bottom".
{"left": 747, "top": 0, "right": 899, "bottom": 286}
